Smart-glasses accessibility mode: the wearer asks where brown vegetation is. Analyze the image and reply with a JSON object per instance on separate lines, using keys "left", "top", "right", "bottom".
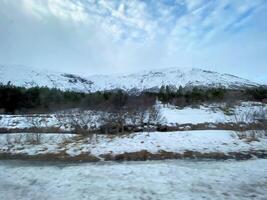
{"left": 1, "top": 149, "right": 266, "bottom": 162}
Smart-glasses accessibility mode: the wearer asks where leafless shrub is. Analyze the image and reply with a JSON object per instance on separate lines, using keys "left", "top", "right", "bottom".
{"left": 54, "top": 95, "right": 161, "bottom": 135}
{"left": 234, "top": 105, "right": 267, "bottom": 140}
{"left": 14, "top": 134, "right": 24, "bottom": 144}
{"left": 55, "top": 109, "right": 97, "bottom": 135}
{"left": 5, "top": 134, "right": 11, "bottom": 144}
{"left": 99, "top": 104, "right": 164, "bottom": 134}
{"left": 99, "top": 95, "right": 158, "bottom": 134}
{"left": 23, "top": 114, "right": 63, "bottom": 133}
{"left": 26, "top": 115, "right": 44, "bottom": 128}
{"left": 25, "top": 133, "right": 42, "bottom": 144}
{"left": 234, "top": 110, "right": 253, "bottom": 124}
{"left": 147, "top": 105, "right": 165, "bottom": 131}
{"left": 5, "top": 133, "right": 42, "bottom": 145}
{"left": 99, "top": 112, "right": 123, "bottom": 134}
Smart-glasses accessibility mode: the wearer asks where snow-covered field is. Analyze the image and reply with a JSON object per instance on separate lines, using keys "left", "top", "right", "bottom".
{"left": 0, "top": 159, "right": 267, "bottom": 200}
{"left": 0, "top": 101, "right": 266, "bottom": 160}
{"left": 161, "top": 101, "right": 267, "bottom": 125}
{"left": 66, "top": 130, "right": 267, "bottom": 157}
{"left": 1, "top": 130, "right": 266, "bottom": 157}
{"left": 0, "top": 102, "right": 266, "bottom": 130}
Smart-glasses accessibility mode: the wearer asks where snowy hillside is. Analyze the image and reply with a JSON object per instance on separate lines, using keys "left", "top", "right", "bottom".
{"left": 0, "top": 65, "right": 258, "bottom": 93}
{"left": 0, "top": 65, "right": 93, "bottom": 92}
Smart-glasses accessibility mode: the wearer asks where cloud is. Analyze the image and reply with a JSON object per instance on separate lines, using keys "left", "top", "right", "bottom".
{"left": 0, "top": 0, "right": 266, "bottom": 82}
{"left": 12, "top": 0, "right": 266, "bottom": 46}
{"left": 21, "top": 0, "right": 88, "bottom": 23}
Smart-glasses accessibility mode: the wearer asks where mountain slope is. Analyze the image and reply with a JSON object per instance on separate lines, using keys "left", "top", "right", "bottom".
{"left": 88, "top": 68, "right": 257, "bottom": 92}
{"left": 0, "top": 65, "right": 258, "bottom": 93}
{"left": 0, "top": 65, "right": 93, "bottom": 92}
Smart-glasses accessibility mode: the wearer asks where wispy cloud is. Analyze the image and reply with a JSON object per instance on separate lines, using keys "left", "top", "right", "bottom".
{"left": 0, "top": 0, "right": 266, "bottom": 82}
{"left": 17, "top": 0, "right": 265, "bottom": 46}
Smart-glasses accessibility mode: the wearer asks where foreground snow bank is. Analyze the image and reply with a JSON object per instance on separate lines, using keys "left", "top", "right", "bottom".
{"left": 0, "top": 130, "right": 266, "bottom": 161}
{"left": 0, "top": 159, "right": 267, "bottom": 200}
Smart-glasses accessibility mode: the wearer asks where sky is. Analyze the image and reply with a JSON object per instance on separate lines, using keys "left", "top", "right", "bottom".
{"left": 0, "top": 0, "right": 267, "bottom": 83}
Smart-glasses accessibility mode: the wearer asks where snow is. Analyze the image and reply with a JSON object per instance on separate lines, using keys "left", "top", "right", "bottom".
{"left": 85, "top": 130, "right": 267, "bottom": 156}
{"left": 160, "top": 102, "right": 267, "bottom": 124}
{"left": 0, "top": 102, "right": 265, "bottom": 130}
{"left": 160, "top": 105, "right": 225, "bottom": 124}
{"left": 1, "top": 130, "right": 266, "bottom": 157}
{"left": 88, "top": 67, "right": 258, "bottom": 91}
{"left": 0, "top": 133, "right": 75, "bottom": 155}
{"left": 0, "top": 159, "right": 267, "bottom": 200}
{"left": 0, "top": 65, "right": 91, "bottom": 92}
{"left": 0, "top": 114, "right": 59, "bottom": 129}
{"left": 0, "top": 65, "right": 258, "bottom": 93}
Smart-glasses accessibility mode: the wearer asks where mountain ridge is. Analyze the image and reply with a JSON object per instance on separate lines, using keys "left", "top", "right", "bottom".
{"left": 0, "top": 65, "right": 259, "bottom": 93}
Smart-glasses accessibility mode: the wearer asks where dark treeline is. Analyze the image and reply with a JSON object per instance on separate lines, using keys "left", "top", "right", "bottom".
{"left": 0, "top": 84, "right": 156, "bottom": 114}
{"left": 0, "top": 84, "right": 84, "bottom": 114}
{"left": 245, "top": 86, "right": 267, "bottom": 102}
{"left": 157, "top": 86, "right": 226, "bottom": 106}
{"left": 157, "top": 85, "right": 267, "bottom": 106}
{"left": 0, "top": 84, "right": 266, "bottom": 114}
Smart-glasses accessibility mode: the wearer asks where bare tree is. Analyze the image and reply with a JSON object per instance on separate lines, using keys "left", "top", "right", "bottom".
{"left": 147, "top": 105, "right": 165, "bottom": 132}
{"left": 99, "top": 108, "right": 130, "bottom": 134}
{"left": 55, "top": 109, "right": 97, "bottom": 135}
{"left": 234, "top": 104, "right": 267, "bottom": 139}
{"left": 24, "top": 115, "right": 45, "bottom": 143}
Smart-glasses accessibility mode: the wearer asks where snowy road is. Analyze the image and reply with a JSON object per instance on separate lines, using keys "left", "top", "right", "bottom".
{"left": 0, "top": 159, "right": 267, "bottom": 200}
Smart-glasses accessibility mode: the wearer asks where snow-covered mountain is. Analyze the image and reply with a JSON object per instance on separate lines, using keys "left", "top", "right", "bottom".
{"left": 0, "top": 65, "right": 258, "bottom": 93}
